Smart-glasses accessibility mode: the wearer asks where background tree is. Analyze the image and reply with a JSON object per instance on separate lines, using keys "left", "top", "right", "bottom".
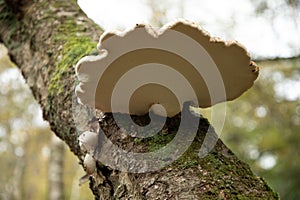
{"left": 48, "top": 135, "right": 64, "bottom": 200}
{"left": 0, "top": 45, "right": 48, "bottom": 199}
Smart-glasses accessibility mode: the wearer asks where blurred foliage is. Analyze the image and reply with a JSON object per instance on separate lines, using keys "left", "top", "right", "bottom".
{"left": 0, "top": 44, "right": 93, "bottom": 199}
{"left": 252, "top": 0, "right": 300, "bottom": 15}
{"left": 220, "top": 57, "right": 300, "bottom": 200}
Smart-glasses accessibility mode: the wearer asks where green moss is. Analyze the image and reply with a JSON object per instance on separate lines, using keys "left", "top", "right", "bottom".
{"left": 259, "top": 177, "right": 280, "bottom": 199}
{"left": 48, "top": 18, "right": 97, "bottom": 96}
{"left": 172, "top": 139, "right": 200, "bottom": 169}
{"left": 146, "top": 132, "right": 175, "bottom": 152}
{"left": 177, "top": 160, "right": 198, "bottom": 169}
{"left": 142, "top": 126, "right": 200, "bottom": 169}
{"left": 48, "top": 36, "right": 96, "bottom": 95}
{"left": 143, "top": 124, "right": 279, "bottom": 199}
{"left": 46, "top": 35, "right": 95, "bottom": 140}
{"left": 195, "top": 151, "right": 279, "bottom": 199}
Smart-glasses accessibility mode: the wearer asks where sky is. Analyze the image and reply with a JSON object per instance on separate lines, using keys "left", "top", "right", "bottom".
{"left": 77, "top": 0, "right": 300, "bottom": 59}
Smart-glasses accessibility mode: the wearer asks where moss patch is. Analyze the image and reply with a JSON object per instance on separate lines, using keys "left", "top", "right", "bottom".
{"left": 174, "top": 141, "right": 200, "bottom": 169}
{"left": 45, "top": 11, "right": 100, "bottom": 144}
{"left": 47, "top": 11, "right": 98, "bottom": 96}
{"left": 99, "top": 113, "right": 279, "bottom": 199}
{"left": 146, "top": 132, "right": 175, "bottom": 152}
{"left": 48, "top": 36, "right": 96, "bottom": 95}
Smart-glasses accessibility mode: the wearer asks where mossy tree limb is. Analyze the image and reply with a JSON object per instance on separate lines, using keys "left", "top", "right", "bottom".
{"left": 0, "top": 0, "right": 279, "bottom": 199}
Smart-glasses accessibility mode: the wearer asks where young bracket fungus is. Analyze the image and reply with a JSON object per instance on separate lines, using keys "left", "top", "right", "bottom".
{"left": 79, "top": 131, "right": 98, "bottom": 176}
{"left": 75, "top": 20, "right": 259, "bottom": 117}
{"left": 78, "top": 131, "right": 98, "bottom": 153}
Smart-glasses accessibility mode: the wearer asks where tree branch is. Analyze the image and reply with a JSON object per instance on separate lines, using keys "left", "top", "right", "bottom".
{"left": 0, "top": 0, "right": 279, "bottom": 199}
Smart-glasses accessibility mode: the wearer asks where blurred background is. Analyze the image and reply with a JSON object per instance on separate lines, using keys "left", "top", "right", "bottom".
{"left": 0, "top": 0, "right": 299, "bottom": 199}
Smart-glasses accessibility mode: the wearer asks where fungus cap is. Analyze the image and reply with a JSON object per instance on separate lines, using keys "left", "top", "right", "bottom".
{"left": 75, "top": 19, "right": 259, "bottom": 117}
{"left": 78, "top": 131, "right": 98, "bottom": 153}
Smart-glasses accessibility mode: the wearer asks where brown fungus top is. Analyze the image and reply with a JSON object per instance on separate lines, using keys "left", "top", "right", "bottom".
{"left": 75, "top": 20, "right": 259, "bottom": 117}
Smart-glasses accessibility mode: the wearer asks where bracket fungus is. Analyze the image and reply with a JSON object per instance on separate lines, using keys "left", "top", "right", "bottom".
{"left": 75, "top": 20, "right": 259, "bottom": 117}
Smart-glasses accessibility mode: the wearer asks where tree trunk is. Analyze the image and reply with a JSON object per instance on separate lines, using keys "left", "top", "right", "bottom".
{"left": 0, "top": 0, "right": 279, "bottom": 199}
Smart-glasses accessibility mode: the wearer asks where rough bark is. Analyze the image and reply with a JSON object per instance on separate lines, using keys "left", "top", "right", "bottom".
{"left": 0, "top": 0, "right": 279, "bottom": 199}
